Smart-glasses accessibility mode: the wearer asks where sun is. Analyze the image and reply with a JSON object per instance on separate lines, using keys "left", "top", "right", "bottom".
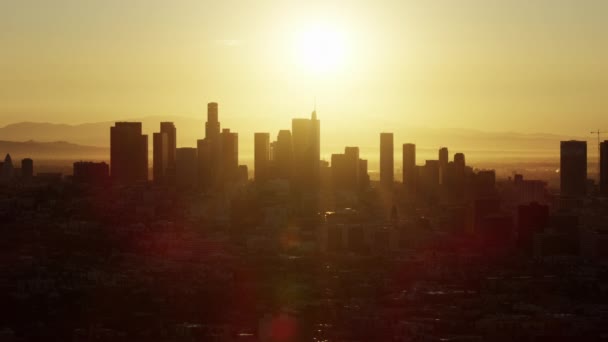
{"left": 293, "top": 24, "right": 349, "bottom": 74}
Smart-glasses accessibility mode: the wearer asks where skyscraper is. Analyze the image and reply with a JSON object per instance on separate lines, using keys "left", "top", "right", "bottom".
{"left": 206, "top": 102, "right": 220, "bottom": 140}
{"left": 560, "top": 140, "right": 587, "bottom": 197}
{"left": 439, "top": 147, "right": 448, "bottom": 185}
{"left": 110, "top": 122, "right": 148, "bottom": 183}
{"left": 601, "top": 140, "right": 608, "bottom": 196}
{"left": 380, "top": 133, "right": 394, "bottom": 188}
{"left": 160, "top": 122, "right": 177, "bottom": 180}
{"left": 201, "top": 102, "right": 224, "bottom": 189}
{"left": 254, "top": 133, "right": 270, "bottom": 182}
{"left": 402, "top": 143, "right": 416, "bottom": 193}
{"left": 153, "top": 132, "right": 168, "bottom": 183}
{"left": 21, "top": 158, "right": 33, "bottom": 180}
{"left": 292, "top": 110, "right": 320, "bottom": 189}
{"left": 275, "top": 130, "right": 293, "bottom": 180}
{"left": 221, "top": 128, "right": 238, "bottom": 182}
{"left": 331, "top": 147, "right": 360, "bottom": 192}
{"left": 1, "top": 154, "right": 14, "bottom": 182}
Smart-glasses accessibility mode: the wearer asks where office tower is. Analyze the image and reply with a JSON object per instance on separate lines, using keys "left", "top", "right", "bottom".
{"left": 600, "top": 140, "right": 608, "bottom": 196}
{"left": 221, "top": 128, "right": 238, "bottom": 182}
{"left": 275, "top": 130, "right": 293, "bottom": 180}
{"left": 560, "top": 140, "right": 587, "bottom": 197}
{"left": 380, "top": 133, "right": 394, "bottom": 188}
{"left": 292, "top": 110, "right": 320, "bottom": 189}
{"left": 110, "top": 122, "right": 148, "bottom": 183}
{"left": 402, "top": 143, "right": 416, "bottom": 193}
{"left": 160, "top": 122, "right": 177, "bottom": 179}
{"left": 331, "top": 147, "right": 359, "bottom": 192}
{"left": 439, "top": 147, "right": 448, "bottom": 185}
{"left": 21, "top": 158, "right": 33, "bottom": 180}
{"left": 206, "top": 102, "right": 220, "bottom": 140}
{"left": 153, "top": 132, "right": 168, "bottom": 183}
{"left": 454, "top": 153, "right": 465, "bottom": 170}
{"left": 358, "top": 159, "right": 370, "bottom": 190}
{"left": 255, "top": 133, "right": 270, "bottom": 182}
{"left": 175, "top": 148, "right": 198, "bottom": 189}
{"left": 73, "top": 161, "right": 110, "bottom": 183}
{"left": 1, "top": 154, "right": 14, "bottom": 181}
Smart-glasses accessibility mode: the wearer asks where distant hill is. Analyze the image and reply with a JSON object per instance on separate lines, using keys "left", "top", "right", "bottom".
{"left": 0, "top": 140, "right": 109, "bottom": 161}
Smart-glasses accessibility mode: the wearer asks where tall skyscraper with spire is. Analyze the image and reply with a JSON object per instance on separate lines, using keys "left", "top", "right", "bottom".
{"left": 292, "top": 109, "right": 320, "bottom": 190}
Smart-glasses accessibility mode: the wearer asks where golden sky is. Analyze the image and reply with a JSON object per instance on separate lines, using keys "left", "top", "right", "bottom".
{"left": 1, "top": 0, "right": 607, "bottom": 148}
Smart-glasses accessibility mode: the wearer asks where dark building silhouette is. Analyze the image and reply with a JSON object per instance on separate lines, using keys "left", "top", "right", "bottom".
{"left": 160, "top": 122, "right": 177, "bottom": 181}
{"left": 331, "top": 147, "right": 360, "bottom": 192}
{"left": 402, "top": 143, "right": 416, "bottom": 194}
{"left": 420, "top": 160, "right": 440, "bottom": 198}
{"left": 359, "top": 159, "right": 370, "bottom": 190}
{"left": 153, "top": 132, "right": 169, "bottom": 183}
{"left": 73, "top": 161, "right": 110, "bottom": 183}
{"left": 176, "top": 147, "right": 198, "bottom": 189}
{"left": 560, "top": 140, "right": 587, "bottom": 197}
{"left": 197, "top": 139, "right": 210, "bottom": 190}
{"left": 254, "top": 133, "right": 270, "bottom": 182}
{"left": 274, "top": 130, "right": 294, "bottom": 180}
{"left": 292, "top": 110, "right": 320, "bottom": 189}
{"left": 201, "top": 102, "right": 222, "bottom": 188}
{"left": 110, "top": 122, "right": 148, "bottom": 183}
{"left": 438, "top": 147, "right": 448, "bottom": 185}
{"left": 221, "top": 128, "right": 239, "bottom": 182}
{"left": 1, "top": 154, "right": 14, "bottom": 181}
{"left": 380, "top": 133, "right": 394, "bottom": 188}
{"left": 600, "top": 140, "right": 608, "bottom": 196}
{"left": 21, "top": 158, "right": 33, "bottom": 180}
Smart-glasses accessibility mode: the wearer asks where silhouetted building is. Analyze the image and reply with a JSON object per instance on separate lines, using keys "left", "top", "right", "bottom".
{"left": 420, "top": 160, "right": 440, "bottom": 198}
{"left": 439, "top": 147, "right": 448, "bottom": 185}
{"left": 255, "top": 133, "right": 270, "bottom": 182}
{"left": 292, "top": 110, "right": 320, "bottom": 190}
{"left": 275, "top": 130, "right": 293, "bottom": 180}
{"left": 1, "top": 154, "right": 14, "bottom": 182}
{"left": 21, "top": 158, "right": 33, "bottom": 180}
{"left": 359, "top": 159, "right": 369, "bottom": 190}
{"left": 110, "top": 122, "right": 148, "bottom": 183}
{"left": 176, "top": 147, "right": 198, "bottom": 189}
{"left": 160, "top": 122, "right": 177, "bottom": 181}
{"left": 237, "top": 165, "right": 249, "bottom": 183}
{"left": 402, "top": 143, "right": 416, "bottom": 194}
{"left": 331, "top": 147, "right": 360, "bottom": 192}
{"left": 153, "top": 132, "right": 169, "bottom": 183}
{"left": 73, "top": 161, "right": 110, "bottom": 183}
{"left": 206, "top": 102, "right": 220, "bottom": 140}
{"left": 221, "top": 128, "right": 239, "bottom": 182}
{"left": 380, "top": 133, "right": 394, "bottom": 188}
{"left": 601, "top": 140, "right": 608, "bottom": 196}
{"left": 202, "top": 102, "right": 222, "bottom": 188}
{"left": 560, "top": 140, "right": 587, "bottom": 197}
{"left": 474, "top": 170, "right": 496, "bottom": 196}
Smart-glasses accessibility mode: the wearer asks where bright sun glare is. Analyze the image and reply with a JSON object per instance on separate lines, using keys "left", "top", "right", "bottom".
{"left": 294, "top": 24, "right": 348, "bottom": 74}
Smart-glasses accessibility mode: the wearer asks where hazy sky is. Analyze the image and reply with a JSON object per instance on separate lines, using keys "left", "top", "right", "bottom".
{"left": 1, "top": 0, "right": 607, "bottom": 144}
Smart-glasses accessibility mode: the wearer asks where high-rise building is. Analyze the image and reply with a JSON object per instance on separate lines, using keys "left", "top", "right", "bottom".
{"left": 439, "top": 147, "right": 448, "bottom": 185}
{"left": 175, "top": 148, "right": 198, "bottom": 189}
{"left": 1, "top": 154, "right": 14, "bottom": 182}
{"left": 221, "top": 128, "right": 238, "bottom": 182}
{"left": 153, "top": 132, "right": 168, "bottom": 183}
{"left": 160, "top": 122, "right": 177, "bottom": 180}
{"left": 21, "top": 158, "right": 33, "bottom": 180}
{"left": 560, "top": 140, "right": 587, "bottom": 197}
{"left": 200, "top": 102, "right": 224, "bottom": 189}
{"left": 380, "top": 133, "right": 394, "bottom": 188}
{"left": 402, "top": 143, "right": 416, "bottom": 193}
{"left": 292, "top": 110, "right": 320, "bottom": 189}
{"left": 254, "top": 133, "right": 270, "bottom": 182}
{"left": 600, "top": 140, "right": 608, "bottom": 196}
{"left": 110, "top": 122, "right": 148, "bottom": 183}
{"left": 331, "top": 147, "right": 360, "bottom": 192}
{"left": 275, "top": 130, "right": 293, "bottom": 180}
{"left": 358, "top": 159, "right": 370, "bottom": 190}
{"left": 206, "top": 102, "right": 220, "bottom": 140}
